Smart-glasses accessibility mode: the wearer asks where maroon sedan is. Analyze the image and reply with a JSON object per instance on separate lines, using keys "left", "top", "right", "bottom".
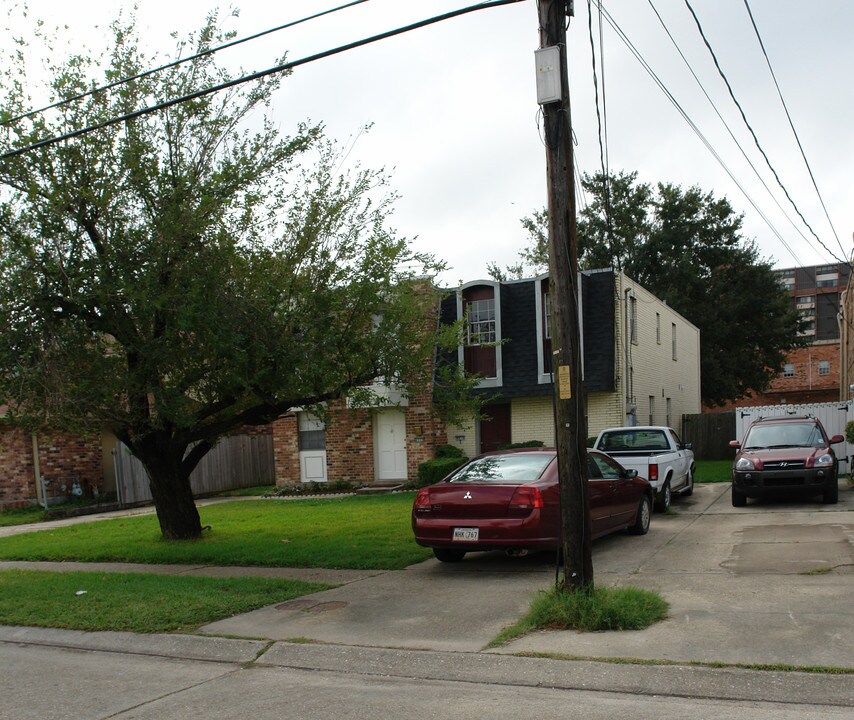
{"left": 412, "top": 448, "right": 653, "bottom": 562}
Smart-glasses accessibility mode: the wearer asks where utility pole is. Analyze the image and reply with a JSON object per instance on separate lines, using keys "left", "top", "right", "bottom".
{"left": 536, "top": 0, "right": 593, "bottom": 592}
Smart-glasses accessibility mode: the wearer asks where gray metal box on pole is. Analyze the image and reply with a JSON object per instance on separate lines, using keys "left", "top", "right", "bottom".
{"left": 535, "top": 46, "right": 562, "bottom": 104}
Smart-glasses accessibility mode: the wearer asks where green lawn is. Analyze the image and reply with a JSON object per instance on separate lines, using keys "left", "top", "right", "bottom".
{"left": 0, "top": 493, "right": 431, "bottom": 570}
{"left": 0, "top": 569, "right": 329, "bottom": 633}
{"left": 694, "top": 459, "right": 732, "bottom": 483}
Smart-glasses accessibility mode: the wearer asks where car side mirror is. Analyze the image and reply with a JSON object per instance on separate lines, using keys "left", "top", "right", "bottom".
{"left": 728, "top": 440, "right": 741, "bottom": 449}
{"left": 830, "top": 434, "right": 845, "bottom": 445}
{"left": 683, "top": 442, "right": 693, "bottom": 450}
{"left": 624, "top": 469, "right": 638, "bottom": 478}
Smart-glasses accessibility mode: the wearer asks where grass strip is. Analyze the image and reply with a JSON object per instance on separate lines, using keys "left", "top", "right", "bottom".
{"left": 512, "top": 650, "right": 854, "bottom": 676}
{"left": 0, "top": 569, "right": 330, "bottom": 633}
{"left": 490, "top": 586, "right": 668, "bottom": 647}
{"left": 693, "top": 460, "right": 732, "bottom": 483}
{"left": 0, "top": 494, "right": 431, "bottom": 570}
{"left": 0, "top": 506, "right": 48, "bottom": 527}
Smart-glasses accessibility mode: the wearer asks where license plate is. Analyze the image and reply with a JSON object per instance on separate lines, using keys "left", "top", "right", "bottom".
{"left": 453, "top": 527, "right": 479, "bottom": 542}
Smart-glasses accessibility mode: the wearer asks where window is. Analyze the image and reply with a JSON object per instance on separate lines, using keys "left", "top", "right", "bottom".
{"left": 543, "top": 293, "right": 552, "bottom": 340}
{"left": 648, "top": 396, "right": 655, "bottom": 425}
{"left": 666, "top": 398, "right": 672, "bottom": 428}
{"left": 783, "top": 363, "right": 795, "bottom": 378}
{"left": 466, "top": 299, "right": 495, "bottom": 345}
{"left": 671, "top": 323, "right": 677, "bottom": 360}
{"left": 537, "top": 279, "right": 553, "bottom": 383}
{"left": 298, "top": 414, "right": 326, "bottom": 451}
{"left": 818, "top": 360, "right": 830, "bottom": 376}
{"left": 777, "top": 269, "right": 795, "bottom": 290}
{"left": 656, "top": 313, "right": 661, "bottom": 344}
{"left": 630, "top": 296, "right": 638, "bottom": 344}
{"left": 459, "top": 283, "right": 501, "bottom": 384}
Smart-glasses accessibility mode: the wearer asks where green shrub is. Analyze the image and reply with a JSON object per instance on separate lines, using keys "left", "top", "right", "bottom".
{"left": 417, "top": 456, "right": 468, "bottom": 486}
{"left": 845, "top": 421, "right": 854, "bottom": 445}
{"left": 497, "top": 440, "right": 545, "bottom": 450}
{"left": 434, "top": 444, "right": 465, "bottom": 458}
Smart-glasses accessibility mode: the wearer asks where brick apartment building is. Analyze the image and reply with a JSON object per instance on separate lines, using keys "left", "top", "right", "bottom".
{"left": 715, "top": 262, "right": 850, "bottom": 410}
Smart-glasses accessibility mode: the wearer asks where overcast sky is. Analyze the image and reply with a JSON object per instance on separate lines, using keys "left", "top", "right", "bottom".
{"left": 4, "top": 0, "right": 852, "bottom": 286}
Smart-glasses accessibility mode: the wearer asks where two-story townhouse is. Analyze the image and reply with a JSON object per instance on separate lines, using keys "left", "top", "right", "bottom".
{"left": 442, "top": 269, "right": 701, "bottom": 456}
{"left": 0, "top": 271, "right": 701, "bottom": 503}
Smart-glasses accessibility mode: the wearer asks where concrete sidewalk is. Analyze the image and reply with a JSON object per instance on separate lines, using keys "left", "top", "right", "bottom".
{"left": 1, "top": 483, "right": 853, "bottom": 672}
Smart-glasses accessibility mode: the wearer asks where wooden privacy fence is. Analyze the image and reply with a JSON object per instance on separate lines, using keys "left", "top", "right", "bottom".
{"left": 681, "top": 411, "right": 736, "bottom": 461}
{"left": 114, "top": 434, "right": 274, "bottom": 505}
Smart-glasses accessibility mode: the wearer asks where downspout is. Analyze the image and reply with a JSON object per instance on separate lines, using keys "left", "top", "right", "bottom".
{"left": 808, "top": 349, "right": 813, "bottom": 391}
{"left": 31, "top": 434, "right": 43, "bottom": 507}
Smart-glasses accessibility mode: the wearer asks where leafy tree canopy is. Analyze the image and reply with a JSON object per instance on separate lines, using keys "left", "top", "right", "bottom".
{"left": 0, "top": 13, "right": 472, "bottom": 539}
{"left": 491, "top": 170, "right": 803, "bottom": 406}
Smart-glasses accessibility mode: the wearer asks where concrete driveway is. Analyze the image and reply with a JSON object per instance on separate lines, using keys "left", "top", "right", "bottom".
{"left": 202, "top": 481, "right": 854, "bottom": 668}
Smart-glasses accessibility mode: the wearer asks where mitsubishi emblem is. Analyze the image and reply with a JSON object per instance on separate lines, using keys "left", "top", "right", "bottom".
{"left": 463, "top": 491, "right": 472, "bottom": 499}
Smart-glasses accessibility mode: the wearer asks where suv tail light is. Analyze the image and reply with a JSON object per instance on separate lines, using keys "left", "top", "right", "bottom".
{"left": 648, "top": 464, "right": 658, "bottom": 483}
{"left": 508, "top": 486, "right": 544, "bottom": 516}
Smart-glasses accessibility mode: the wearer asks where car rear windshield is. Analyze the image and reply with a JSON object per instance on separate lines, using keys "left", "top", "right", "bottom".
{"left": 447, "top": 453, "right": 554, "bottom": 483}
{"left": 598, "top": 429, "right": 669, "bottom": 451}
{"left": 743, "top": 422, "right": 826, "bottom": 449}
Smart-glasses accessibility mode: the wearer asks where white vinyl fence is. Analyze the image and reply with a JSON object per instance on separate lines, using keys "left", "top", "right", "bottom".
{"left": 113, "top": 434, "right": 274, "bottom": 505}
{"left": 735, "top": 400, "right": 853, "bottom": 473}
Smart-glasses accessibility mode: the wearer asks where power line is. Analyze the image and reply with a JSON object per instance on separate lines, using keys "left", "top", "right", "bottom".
{"left": 2, "top": 0, "right": 371, "bottom": 128}
{"left": 1, "top": 0, "right": 526, "bottom": 161}
{"left": 644, "top": 0, "right": 821, "bottom": 268}
{"left": 683, "top": 0, "right": 846, "bottom": 267}
{"left": 595, "top": 3, "right": 806, "bottom": 269}
{"left": 586, "top": 0, "right": 617, "bottom": 269}
{"left": 741, "top": 0, "right": 845, "bottom": 259}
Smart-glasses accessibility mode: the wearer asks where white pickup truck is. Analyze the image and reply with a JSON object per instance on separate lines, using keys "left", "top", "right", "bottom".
{"left": 593, "top": 426, "right": 695, "bottom": 512}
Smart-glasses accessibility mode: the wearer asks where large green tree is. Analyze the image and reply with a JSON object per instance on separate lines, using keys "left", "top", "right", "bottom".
{"left": 496, "top": 171, "right": 803, "bottom": 406}
{"left": 0, "top": 14, "right": 466, "bottom": 539}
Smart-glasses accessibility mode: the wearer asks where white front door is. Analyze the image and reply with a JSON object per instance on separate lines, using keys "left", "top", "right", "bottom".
{"left": 299, "top": 413, "right": 327, "bottom": 483}
{"left": 375, "top": 410, "right": 408, "bottom": 481}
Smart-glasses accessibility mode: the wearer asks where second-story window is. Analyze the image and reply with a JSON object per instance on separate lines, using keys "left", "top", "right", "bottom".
{"left": 461, "top": 284, "right": 499, "bottom": 381}
{"left": 466, "top": 298, "right": 495, "bottom": 345}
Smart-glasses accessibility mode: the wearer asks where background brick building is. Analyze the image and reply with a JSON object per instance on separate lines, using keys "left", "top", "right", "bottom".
{"left": 715, "top": 263, "right": 849, "bottom": 410}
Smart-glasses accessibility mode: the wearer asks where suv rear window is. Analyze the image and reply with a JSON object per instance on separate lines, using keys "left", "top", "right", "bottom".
{"left": 743, "top": 422, "right": 826, "bottom": 450}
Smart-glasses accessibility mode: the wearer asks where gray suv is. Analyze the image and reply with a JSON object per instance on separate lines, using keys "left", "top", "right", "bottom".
{"left": 729, "top": 415, "right": 844, "bottom": 506}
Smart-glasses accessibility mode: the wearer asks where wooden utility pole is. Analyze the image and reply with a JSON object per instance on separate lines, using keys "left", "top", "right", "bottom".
{"left": 536, "top": 0, "right": 593, "bottom": 592}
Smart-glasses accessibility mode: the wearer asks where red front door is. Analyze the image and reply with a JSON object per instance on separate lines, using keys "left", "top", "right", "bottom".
{"left": 479, "top": 404, "right": 511, "bottom": 453}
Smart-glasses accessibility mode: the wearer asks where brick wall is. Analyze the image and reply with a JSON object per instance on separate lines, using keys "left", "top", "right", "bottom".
{"left": 325, "top": 402, "right": 374, "bottom": 483}
{"left": 0, "top": 427, "right": 36, "bottom": 507}
{"left": 0, "top": 426, "right": 103, "bottom": 508}
{"left": 710, "top": 342, "right": 840, "bottom": 411}
{"left": 510, "top": 396, "right": 555, "bottom": 446}
{"left": 271, "top": 415, "right": 300, "bottom": 486}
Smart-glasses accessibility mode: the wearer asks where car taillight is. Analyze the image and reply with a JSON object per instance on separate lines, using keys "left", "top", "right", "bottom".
{"left": 508, "top": 486, "right": 544, "bottom": 514}
{"left": 414, "top": 488, "right": 432, "bottom": 511}
{"left": 648, "top": 464, "right": 658, "bottom": 483}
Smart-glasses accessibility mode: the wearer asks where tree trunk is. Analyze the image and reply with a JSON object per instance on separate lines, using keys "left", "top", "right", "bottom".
{"left": 134, "top": 436, "right": 203, "bottom": 540}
